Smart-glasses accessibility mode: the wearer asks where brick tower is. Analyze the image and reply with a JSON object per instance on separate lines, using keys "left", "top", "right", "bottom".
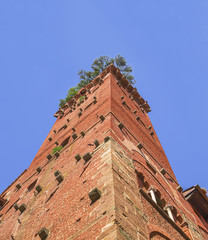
{"left": 0, "top": 65, "right": 207, "bottom": 240}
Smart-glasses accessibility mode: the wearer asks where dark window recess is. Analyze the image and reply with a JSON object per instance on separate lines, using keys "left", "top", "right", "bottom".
{"left": 0, "top": 197, "right": 6, "bottom": 208}
{"left": 28, "top": 179, "right": 38, "bottom": 192}
{"left": 154, "top": 191, "right": 166, "bottom": 209}
{"left": 61, "top": 137, "right": 70, "bottom": 147}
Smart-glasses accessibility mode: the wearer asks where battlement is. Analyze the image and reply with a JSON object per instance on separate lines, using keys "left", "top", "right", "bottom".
{"left": 54, "top": 64, "right": 151, "bottom": 118}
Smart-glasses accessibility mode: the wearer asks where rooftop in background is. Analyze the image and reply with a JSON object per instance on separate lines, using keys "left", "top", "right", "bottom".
{"left": 183, "top": 185, "right": 208, "bottom": 225}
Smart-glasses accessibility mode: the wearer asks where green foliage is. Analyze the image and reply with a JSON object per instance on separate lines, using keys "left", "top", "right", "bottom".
{"left": 52, "top": 146, "right": 63, "bottom": 154}
{"left": 59, "top": 55, "right": 135, "bottom": 107}
{"left": 79, "top": 95, "right": 84, "bottom": 102}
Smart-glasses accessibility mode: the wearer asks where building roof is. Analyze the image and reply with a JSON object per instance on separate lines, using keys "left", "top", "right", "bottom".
{"left": 183, "top": 185, "right": 208, "bottom": 222}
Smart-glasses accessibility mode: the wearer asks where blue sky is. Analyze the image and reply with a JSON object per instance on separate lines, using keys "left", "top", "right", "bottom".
{"left": 0, "top": 1, "right": 207, "bottom": 194}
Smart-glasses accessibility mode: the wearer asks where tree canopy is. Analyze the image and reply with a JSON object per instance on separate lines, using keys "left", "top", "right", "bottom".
{"left": 59, "top": 55, "right": 135, "bottom": 107}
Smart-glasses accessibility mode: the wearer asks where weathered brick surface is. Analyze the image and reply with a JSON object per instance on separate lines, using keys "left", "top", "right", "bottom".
{"left": 0, "top": 65, "right": 207, "bottom": 239}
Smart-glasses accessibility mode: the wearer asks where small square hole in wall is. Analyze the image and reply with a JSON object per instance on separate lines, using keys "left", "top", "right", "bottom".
{"left": 88, "top": 188, "right": 101, "bottom": 203}
{"left": 16, "top": 184, "right": 21, "bottom": 190}
{"left": 38, "top": 227, "right": 49, "bottom": 240}
{"left": 19, "top": 204, "right": 26, "bottom": 213}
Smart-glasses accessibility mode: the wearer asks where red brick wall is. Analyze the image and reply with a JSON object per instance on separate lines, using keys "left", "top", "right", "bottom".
{"left": 0, "top": 66, "right": 207, "bottom": 239}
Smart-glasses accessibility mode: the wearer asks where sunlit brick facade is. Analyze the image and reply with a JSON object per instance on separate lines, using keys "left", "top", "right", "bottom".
{"left": 0, "top": 65, "right": 207, "bottom": 239}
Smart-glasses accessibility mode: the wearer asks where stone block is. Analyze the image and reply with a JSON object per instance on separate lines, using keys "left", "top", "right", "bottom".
{"left": 88, "top": 187, "right": 101, "bottom": 203}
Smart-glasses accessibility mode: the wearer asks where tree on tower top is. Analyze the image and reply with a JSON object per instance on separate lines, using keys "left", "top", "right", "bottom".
{"left": 59, "top": 55, "right": 135, "bottom": 107}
